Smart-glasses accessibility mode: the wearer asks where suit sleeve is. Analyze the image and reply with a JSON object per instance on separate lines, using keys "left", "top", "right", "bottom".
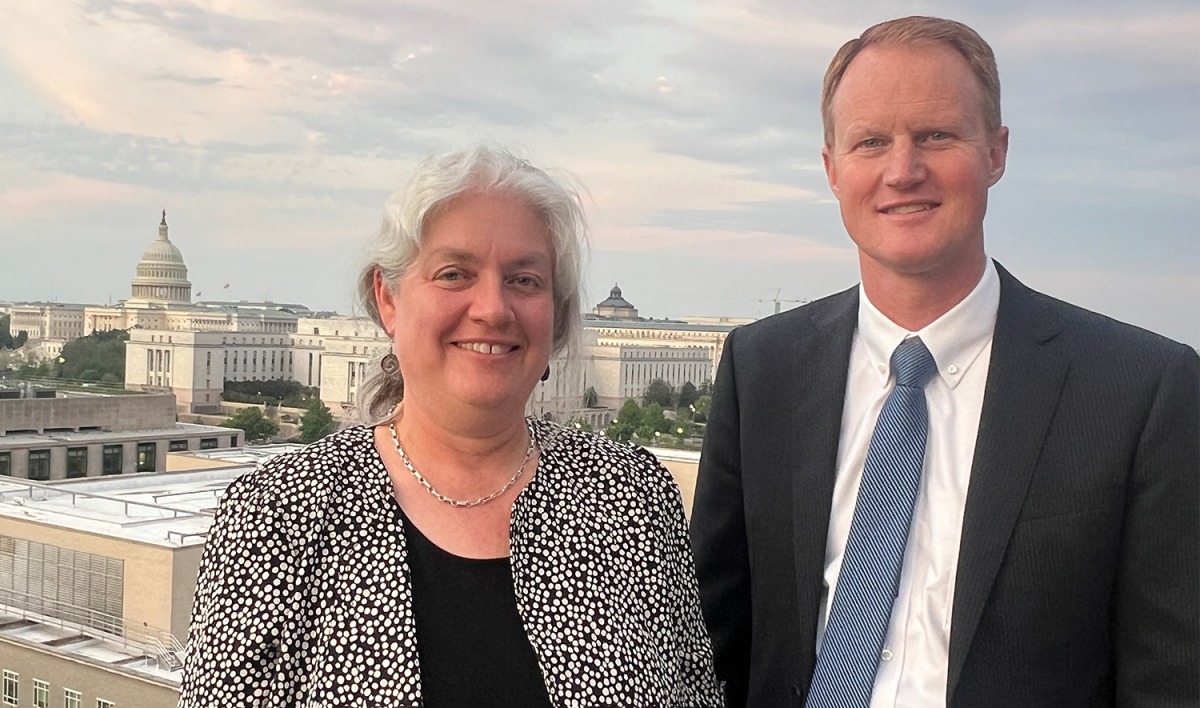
{"left": 691, "top": 330, "right": 752, "bottom": 708}
{"left": 1114, "top": 346, "right": 1199, "bottom": 707}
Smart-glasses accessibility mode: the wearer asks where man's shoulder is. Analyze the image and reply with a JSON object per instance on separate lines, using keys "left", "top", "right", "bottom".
{"left": 1003, "top": 273, "right": 1197, "bottom": 368}
{"left": 730, "top": 285, "right": 858, "bottom": 349}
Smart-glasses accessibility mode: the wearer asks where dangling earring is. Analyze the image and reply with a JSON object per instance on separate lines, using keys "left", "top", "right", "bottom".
{"left": 541, "top": 366, "right": 550, "bottom": 382}
{"left": 381, "top": 352, "right": 399, "bottom": 376}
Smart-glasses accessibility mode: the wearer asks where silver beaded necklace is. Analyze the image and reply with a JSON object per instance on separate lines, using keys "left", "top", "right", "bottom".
{"left": 388, "top": 418, "right": 536, "bottom": 508}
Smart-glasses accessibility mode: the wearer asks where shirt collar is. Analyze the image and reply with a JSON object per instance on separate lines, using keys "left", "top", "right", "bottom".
{"left": 857, "top": 258, "right": 1000, "bottom": 390}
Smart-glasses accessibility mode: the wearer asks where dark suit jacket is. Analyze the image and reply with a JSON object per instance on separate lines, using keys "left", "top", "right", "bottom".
{"left": 690, "top": 264, "right": 1199, "bottom": 708}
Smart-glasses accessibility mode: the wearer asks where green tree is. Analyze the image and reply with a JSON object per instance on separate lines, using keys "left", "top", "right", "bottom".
{"left": 635, "top": 403, "right": 671, "bottom": 441}
{"left": 677, "top": 381, "right": 699, "bottom": 409}
{"left": 692, "top": 394, "right": 712, "bottom": 423}
{"left": 13, "top": 331, "right": 27, "bottom": 349}
{"left": 643, "top": 378, "right": 676, "bottom": 408}
{"left": 220, "top": 407, "right": 279, "bottom": 443}
{"left": 15, "top": 360, "right": 56, "bottom": 379}
{"left": 698, "top": 379, "right": 713, "bottom": 397}
{"left": 59, "top": 330, "right": 128, "bottom": 381}
{"left": 0, "top": 315, "right": 12, "bottom": 349}
{"left": 299, "top": 401, "right": 336, "bottom": 443}
{"left": 605, "top": 398, "right": 644, "bottom": 442}
{"left": 566, "top": 417, "right": 595, "bottom": 433}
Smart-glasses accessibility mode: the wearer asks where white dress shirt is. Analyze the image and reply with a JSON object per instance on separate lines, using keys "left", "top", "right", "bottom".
{"left": 815, "top": 258, "right": 1000, "bottom": 708}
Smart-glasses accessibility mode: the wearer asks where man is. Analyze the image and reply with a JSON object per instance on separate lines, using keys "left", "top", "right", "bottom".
{"left": 691, "top": 16, "right": 1198, "bottom": 708}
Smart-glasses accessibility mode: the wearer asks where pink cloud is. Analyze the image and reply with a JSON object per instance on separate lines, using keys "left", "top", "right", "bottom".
{"left": 0, "top": 175, "right": 145, "bottom": 219}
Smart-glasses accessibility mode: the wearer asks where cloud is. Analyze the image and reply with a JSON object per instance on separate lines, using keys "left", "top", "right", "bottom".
{"left": 0, "top": 173, "right": 147, "bottom": 219}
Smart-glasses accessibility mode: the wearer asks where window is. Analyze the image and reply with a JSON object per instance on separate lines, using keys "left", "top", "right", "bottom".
{"left": 0, "top": 451, "right": 9, "bottom": 476}
{"left": 2, "top": 670, "right": 16, "bottom": 705}
{"left": 136, "top": 442, "right": 156, "bottom": 472}
{"left": 66, "top": 447, "right": 88, "bottom": 478}
{"left": 169, "top": 439, "right": 188, "bottom": 452}
{"left": 206, "top": 351, "right": 211, "bottom": 374}
{"left": 28, "top": 449, "right": 51, "bottom": 481}
{"left": 200, "top": 438, "right": 218, "bottom": 450}
{"left": 33, "top": 680, "right": 47, "bottom": 708}
{"left": 96, "top": 700, "right": 114, "bottom": 708}
{"left": 102, "top": 445, "right": 123, "bottom": 475}
{"left": 230, "top": 436, "right": 238, "bottom": 448}
{"left": 64, "top": 690, "right": 81, "bottom": 708}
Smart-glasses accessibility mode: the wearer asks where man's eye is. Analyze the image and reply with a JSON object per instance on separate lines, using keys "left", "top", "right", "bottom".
{"left": 861, "top": 137, "right": 882, "bottom": 148}
{"left": 929, "top": 132, "right": 949, "bottom": 141}
{"left": 437, "top": 270, "right": 462, "bottom": 281}
{"left": 511, "top": 275, "right": 541, "bottom": 288}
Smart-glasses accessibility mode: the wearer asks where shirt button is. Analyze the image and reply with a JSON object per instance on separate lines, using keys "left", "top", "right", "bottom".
{"left": 881, "top": 649, "right": 894, "bottom": 661}
{"left": 947, "top": 364, "right": 958, "bottom": 374}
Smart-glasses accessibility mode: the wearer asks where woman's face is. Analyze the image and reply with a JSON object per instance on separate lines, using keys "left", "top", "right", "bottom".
{"left": 377, "top": 191, "right": 556, "bottom": 416}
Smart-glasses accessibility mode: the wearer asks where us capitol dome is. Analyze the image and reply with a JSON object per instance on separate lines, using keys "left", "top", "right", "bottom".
{"left": 129, "top": 210, "right": 192, "bottom": 303}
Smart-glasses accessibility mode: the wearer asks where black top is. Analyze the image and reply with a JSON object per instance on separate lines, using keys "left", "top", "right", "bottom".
{"left": 399, "top": 508, "right": 553, "bottom": 708}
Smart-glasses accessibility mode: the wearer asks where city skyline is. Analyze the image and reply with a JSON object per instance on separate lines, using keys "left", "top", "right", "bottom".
{"left": 1, "top": 0, "right": 1197, "bottom": 346}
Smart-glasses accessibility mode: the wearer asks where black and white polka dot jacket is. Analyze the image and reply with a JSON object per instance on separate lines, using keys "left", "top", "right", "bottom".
{"left": 179, "top": 421, "right": 724, "bottom": 707}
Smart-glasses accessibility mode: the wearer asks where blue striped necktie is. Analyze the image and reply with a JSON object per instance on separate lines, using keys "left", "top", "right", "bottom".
{"left": 806, "top": 337, "right": 938, "bottom": 708}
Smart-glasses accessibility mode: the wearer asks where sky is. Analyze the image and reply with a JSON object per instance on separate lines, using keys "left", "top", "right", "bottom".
{"left": 1, "top": 0, "right": 1197, "bottom": 346}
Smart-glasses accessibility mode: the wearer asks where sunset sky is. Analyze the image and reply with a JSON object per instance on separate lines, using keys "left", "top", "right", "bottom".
{"left": 1, "top": 0, "right": 1197, "bottom": 345}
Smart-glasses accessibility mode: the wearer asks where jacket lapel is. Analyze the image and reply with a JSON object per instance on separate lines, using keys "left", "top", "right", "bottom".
{"left": 792, "top": 287, "right": 858, "bottom": 686}
{"left": 946, "top": 265, "right": 1067, "bottom": 700}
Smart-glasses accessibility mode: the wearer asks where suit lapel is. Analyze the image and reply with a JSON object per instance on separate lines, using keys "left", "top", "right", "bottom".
{"left": 947, "top": 265, "right": 1067, "bottom": 700}
{"left": 792, "top": 287, "right": 858, "bottom": 686}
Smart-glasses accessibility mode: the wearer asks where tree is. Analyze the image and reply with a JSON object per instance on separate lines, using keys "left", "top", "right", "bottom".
{"left": 60, "top": 330, "right": 128, "bottom": 381}
{"left": 0, "top": 315, "right": 11, "bottom": 349}
{"left": 220, "top": 407, "right": 279, "bottom": 443}
{"left": 635, "top": 403, "right": 671, "bottom": 441}
{"left": 299, "top": 401, "right": 337, "bottom": 443}
{"left": 566, "top": 417, "right": 594, "bottom": 433}
{"left": 14, "top": 360, "right": 56, "bottom": 380}
{"left": 643, "top": 378, "right": 676, "bottom": 408}
{"left": 692, "top": 394, "right": 712, "bottom": 422}
{"left": 13, "top": 331, "right": 27, "bottom": 349}
{"left": 605, "top": 398, "right": 644, "bottom": 442}
{"left": 698, "top": 379, "right": 713, "bottom": 397}
{"left": 677, "top": 381, "right": 699, "bottom": 409}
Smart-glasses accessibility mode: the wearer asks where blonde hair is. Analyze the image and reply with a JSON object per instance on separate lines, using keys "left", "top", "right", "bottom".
{"left": 354, "top": 146, "right": 587, "bottom": 422}
{"left": 821, "top": 16, "right": 1001, "bottom": 147}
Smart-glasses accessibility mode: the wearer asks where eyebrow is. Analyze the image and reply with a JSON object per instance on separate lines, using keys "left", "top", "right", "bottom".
{"left": 424, "top": 247, "right": 551, "bottom": 269}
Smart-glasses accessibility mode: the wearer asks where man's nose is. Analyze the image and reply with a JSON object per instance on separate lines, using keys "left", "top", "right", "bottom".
{"left": 468, "top": 275, "right": 515, "bottom": 327}
{"left": 882, "top": 140, "right": 926, "bottom": 189}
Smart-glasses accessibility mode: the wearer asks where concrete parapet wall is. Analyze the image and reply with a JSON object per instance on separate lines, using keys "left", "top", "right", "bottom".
{"left": 0, "top": 393, "right": 177, "bottom": 436}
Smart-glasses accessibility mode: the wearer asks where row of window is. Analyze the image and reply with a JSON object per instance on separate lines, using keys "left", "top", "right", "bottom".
{"left": 3, "top": 671, "right": 113, "bottom": 708}
{"left": 226, "top": 349, "right": 292, "bottom": 374}
{"left": 0, "top": 438, "right": 232, "bottom": 479}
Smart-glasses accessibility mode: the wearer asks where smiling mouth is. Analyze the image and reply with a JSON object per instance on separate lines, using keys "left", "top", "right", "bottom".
{"left": 882, "top": 203, "right": 938, "bottom": 215}
{"left": 456, "top": 342, "right": 518, "bottom": 355}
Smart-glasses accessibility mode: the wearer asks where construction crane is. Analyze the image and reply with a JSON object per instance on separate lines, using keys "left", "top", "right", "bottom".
{"left": 760, "top": 289, "right": 808, "bottom": 315}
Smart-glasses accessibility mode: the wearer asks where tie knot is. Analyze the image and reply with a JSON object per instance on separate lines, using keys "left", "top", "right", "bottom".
{"left": 890, "top": 337, "right": 937, "bottom": 389}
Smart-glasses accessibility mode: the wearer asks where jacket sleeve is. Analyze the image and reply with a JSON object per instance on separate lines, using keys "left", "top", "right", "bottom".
{"left": 1114, "top": 345, "right": 1199, "bottom": 707}
{"left": 178, "top": 463, "right": 326, "bottom": 706}
{"left": 690, "top": 330, "right": 752, "bottom": 707}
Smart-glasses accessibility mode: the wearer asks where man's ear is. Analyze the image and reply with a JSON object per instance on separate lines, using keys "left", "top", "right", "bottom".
{"left": 373, "top": 268, "right": 397, "bottom": 338}
{"left": 987, "top": 126, "right": 1009, "bottom": 188}
{"left": 823, "top": 144, "right": 840, "bottom": 198}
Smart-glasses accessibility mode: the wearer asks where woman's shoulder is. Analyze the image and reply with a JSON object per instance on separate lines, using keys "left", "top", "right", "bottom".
{"left": 221, "top": 425, "right": 377, "bottom": 512}
{"left": 533, "top": 420, "right": 678, "bottom": 501}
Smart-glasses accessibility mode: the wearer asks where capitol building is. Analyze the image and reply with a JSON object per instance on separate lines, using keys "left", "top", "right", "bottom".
{"left": 7, "top": 214, "right": 748, "bottom": 424}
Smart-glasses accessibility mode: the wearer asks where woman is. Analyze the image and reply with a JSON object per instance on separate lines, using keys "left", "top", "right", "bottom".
{"left": 179, "top": 146, "right": 723, "bottom": 707}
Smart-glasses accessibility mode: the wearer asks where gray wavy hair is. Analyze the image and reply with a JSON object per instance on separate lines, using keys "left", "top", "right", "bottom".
{"left": 355, "top": 145, "right": 587, "bottom": 422}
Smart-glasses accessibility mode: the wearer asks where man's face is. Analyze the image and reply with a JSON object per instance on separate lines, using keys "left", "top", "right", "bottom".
{"left": 823, "top": 43, "right": 1008, "bottom": 282}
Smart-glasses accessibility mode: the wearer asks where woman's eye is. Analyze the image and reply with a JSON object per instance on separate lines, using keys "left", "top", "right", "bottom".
{"left": 511, "top": 275, "right": 541, "bottom": 288}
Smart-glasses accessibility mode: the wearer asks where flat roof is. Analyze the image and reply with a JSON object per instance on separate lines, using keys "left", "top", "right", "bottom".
{"left": 0, "top": 445, "right": 299, "bottom": 548}
{"left": 0, "top": 422, "right": 234, "bottom": 449}
{"left": 0, "top": 610, "right": 182, "bottom": 685}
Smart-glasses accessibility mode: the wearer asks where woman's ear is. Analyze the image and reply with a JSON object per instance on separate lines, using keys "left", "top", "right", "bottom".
{"left": 373, "top": 268, "right": 397, "bottom": 338}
